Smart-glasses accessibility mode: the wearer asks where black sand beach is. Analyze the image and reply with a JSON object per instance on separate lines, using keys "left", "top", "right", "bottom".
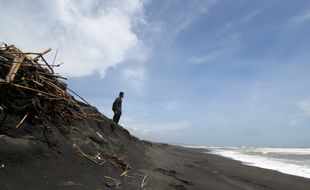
{"left": 142, "top": 144, "right": 310, "bottom": 190}
{"left": 1, "top": 114, "right": 310, "bottom": 190}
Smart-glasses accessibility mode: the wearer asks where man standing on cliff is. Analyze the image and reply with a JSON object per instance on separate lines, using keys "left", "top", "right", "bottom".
{"left": 112, "top": 92, "right": 124, "bottom": 124}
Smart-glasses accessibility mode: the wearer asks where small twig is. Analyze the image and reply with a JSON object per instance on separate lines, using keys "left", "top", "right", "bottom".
{"left": 0, "top": 55, "right": 8, "bottom": 61}
{"left": 121, "top": 164, "right": 130, "bottom": 179}
{"left": 62, "top": 181, "right": 82, "bottom": 186}
{"left": 36, "top": 71, "right": 67, "bottom": 80}
{"left": 104, "top": 176, "right": 117, "bottom": 181}
{"left": 40, "top": 55, "right": 54, "bottom": 73}
{"left": 121, "top": 169, "right": 127, "bottom": 177}
{"left": 0, "top": 106, "right": 3, "bottom": 112}
{"left": 16, "top": 112, "right": 29, "bottom": 128}
{"left": 75, "top": 112, "right": 105, "bottom": 123}
{"left": 24, "top": 78, "right": 44, "bottom": 87}
{"left": 33, "top": 48, "right": 52, "bottom": 61}
{"left": 52, "top": 49, "right": 58, "bottom": 66}
{"left": 55, "top": 62, "right": 64, "bottom": 67}
{"left": 72, "top": 143, "right": 106, "bottom": 165}
{"left": 67, "top": 88, "right": 91, "bottom": 106}
{"left": 42, "top": 79, "right": 68, "bottom": 97}
{"left": 109, "top": 159, "right": 118, "bottom": 167}
{"left": 141, "top": 175, "right": 147, "bottom": 188}
{"left": 121, "top": 169, "right": 133, "bottom": 179}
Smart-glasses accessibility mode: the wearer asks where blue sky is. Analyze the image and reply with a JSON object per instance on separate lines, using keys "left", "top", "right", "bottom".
{"left": 1, "top": 0, "right": 310, "bottom": 147}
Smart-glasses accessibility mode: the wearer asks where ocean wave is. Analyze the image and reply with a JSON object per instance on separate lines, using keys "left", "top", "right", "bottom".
{"left": 208, "top": 147, "right": 310, "bottom": 179}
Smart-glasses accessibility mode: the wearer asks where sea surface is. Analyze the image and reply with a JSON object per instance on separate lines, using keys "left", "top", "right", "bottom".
{"left": 185, "top": 146, "right": 310, "bottom": 179}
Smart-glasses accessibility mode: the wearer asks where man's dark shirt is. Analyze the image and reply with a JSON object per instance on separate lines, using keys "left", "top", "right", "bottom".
{"left": 112, "top": 97, "right": 122, "bottom": 113}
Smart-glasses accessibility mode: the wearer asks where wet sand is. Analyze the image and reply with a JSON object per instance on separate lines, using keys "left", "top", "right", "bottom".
{"left": 142, "top": 143, "right": 310, "bottom": 190}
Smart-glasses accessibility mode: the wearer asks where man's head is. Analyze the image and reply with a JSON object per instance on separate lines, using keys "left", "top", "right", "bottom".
{"left": 119, "top": 91, "right": 124, "bottom": 98}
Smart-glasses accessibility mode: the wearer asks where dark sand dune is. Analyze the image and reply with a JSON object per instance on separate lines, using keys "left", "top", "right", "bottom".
{"left": 0, "top": 110, "right": 147, "bottom": 190}
{"left": 1, "top": 110, "right": 310, "bottom": 190}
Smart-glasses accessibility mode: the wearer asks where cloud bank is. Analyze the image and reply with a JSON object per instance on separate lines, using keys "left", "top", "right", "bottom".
{"left": 0, "top": 0, "right": 147, "bottom": 77}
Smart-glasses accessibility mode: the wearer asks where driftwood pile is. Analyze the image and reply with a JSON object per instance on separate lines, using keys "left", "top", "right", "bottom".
{"left": 0, "top": 44, "right": 101, "bottom": 128}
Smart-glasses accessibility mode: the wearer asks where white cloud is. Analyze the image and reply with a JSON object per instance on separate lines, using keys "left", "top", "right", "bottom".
{"left": 288, "top": 99, "right": 310, "bottom": 126}
{"left": 175, "top": 0, "right": 217, "bottom": 32}
{"left": 0, "top": 0, "right": 147, "bottom": 78}
{"left": 246, "top": 82, "right": 263, "bottom": 111}
{"left": 288, "top": 10, "right": 310, "bottom": 25}
{"left": 149, "top": 0, "right": 217, "bottom": 35}
{"left": 122, "top": 66, "right": 146, "bottom": 90}
{"left": 189, "top": 34, "right": 241, "bottom": 64}
{"left": 122, "top": 116, "right": 191, "bottom": 142}
{"left": 126, "top": 119, "right": 190, "bottom": 132}
{"left": 240, "top": 9, "right": 264, "bottom": 23}
{"left": 157, "top": 121, "right": 190, "bottom": 131}
{"left": 161, "top": 100, "right": 180, "bottom": 111}
{"left": 298, "top": 99, "right": 310, "bottom": 116}
{"left": 288, "top": 118, "right": 303, "bottom": 126}
{"left": 188, "top": 8, "right": 263, "bottom": 65}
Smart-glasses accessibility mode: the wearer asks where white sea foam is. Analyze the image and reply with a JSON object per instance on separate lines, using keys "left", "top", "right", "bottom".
{"left": 183, "top": 145, "right": 310, "bottom": 179}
